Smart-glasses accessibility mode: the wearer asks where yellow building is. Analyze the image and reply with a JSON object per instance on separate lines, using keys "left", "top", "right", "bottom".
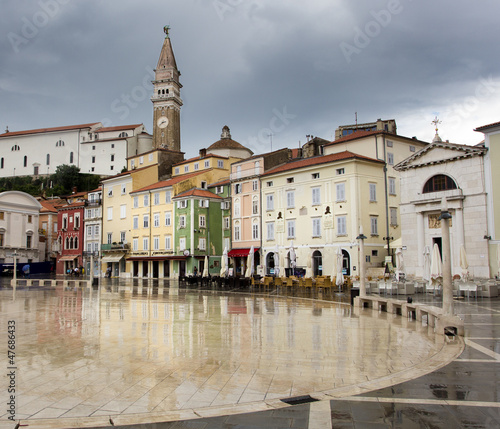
{"left": 260, "top": 151, "right": 387, "bottom": 278}
{"left": 323, "top": 129, "right": 428, "bottom": 253}
{"left": 127, "top": 170, "right": 207, "bottom": 279}
{"left": 474, "top": 121, "right": 500, "bottom": 276}
{"left": 100, "top": 165, "right": 158, "bottom": 277}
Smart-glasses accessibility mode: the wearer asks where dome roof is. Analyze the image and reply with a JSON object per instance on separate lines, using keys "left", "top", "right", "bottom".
{"left": 207, "top": 126, "right": 253, "bottom": 154}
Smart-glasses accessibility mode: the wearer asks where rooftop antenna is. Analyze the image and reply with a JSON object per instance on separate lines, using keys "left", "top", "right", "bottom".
{"left": 267, "top": 132, "right": 274, "bottom": 152}
{"left": 355, "top": 112, "right": 358, "bottom": 130}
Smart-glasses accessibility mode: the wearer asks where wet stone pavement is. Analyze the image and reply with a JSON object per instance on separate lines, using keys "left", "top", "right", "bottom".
{"left": 0, "top": 278, "right": 499, "bottom": 428}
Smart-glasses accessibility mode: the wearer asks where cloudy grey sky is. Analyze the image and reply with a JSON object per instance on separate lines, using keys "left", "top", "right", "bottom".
{"left": 1, "top": 0, "right": 499, "bottom": 158}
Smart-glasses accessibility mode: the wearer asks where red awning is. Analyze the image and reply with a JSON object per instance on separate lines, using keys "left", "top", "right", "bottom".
{"left": 227, "top": 248, "right": 259, "bottom": 258}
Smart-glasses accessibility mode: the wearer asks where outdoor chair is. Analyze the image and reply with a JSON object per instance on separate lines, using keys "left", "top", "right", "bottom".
{"left": 322, "top": 277, "right": 332, "bottom": 289}
{"left": 263, "top": 277, "right": 274, "bottom": 289}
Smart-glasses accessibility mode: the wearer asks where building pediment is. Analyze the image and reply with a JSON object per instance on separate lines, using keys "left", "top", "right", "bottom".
{"left": 394, "top": 141, "right": 487, "bottom": 171}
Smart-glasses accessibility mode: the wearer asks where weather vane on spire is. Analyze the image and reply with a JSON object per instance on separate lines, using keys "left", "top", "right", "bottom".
{"left": 431, "top": 116, "right": 441, "bottom": 134}
{"left": 163, "top": 25, "right": 170, "bottom": 38}
{"left": 431, "top": 116, "right": 443, "bottom": 143}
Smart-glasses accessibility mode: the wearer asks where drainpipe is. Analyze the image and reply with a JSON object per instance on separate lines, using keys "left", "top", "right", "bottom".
{"left": 149, "top": 190, "right": 152, "bottom": 277}
{"left": 382, "top": 135, "right": 391, "bottom": 257}
{"left": 206, "top": 198, "right": 210, "bottom": 275}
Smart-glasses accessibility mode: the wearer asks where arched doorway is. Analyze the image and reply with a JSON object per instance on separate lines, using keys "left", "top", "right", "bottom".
{"left": 342, "top": 249, "right": 350, "bottom": 276}
{"left": 313, "top": 250, "right": 322, "bottom": 277}
{"left": 266, "top": 252, "right": 276, "bottom": 275}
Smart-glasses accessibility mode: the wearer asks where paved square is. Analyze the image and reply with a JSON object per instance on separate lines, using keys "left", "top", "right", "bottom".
{"left": 0, "top": 284, "right": 460, "bottom": 428}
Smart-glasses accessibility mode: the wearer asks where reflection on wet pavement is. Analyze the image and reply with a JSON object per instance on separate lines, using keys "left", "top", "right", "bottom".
{"left": 0, "top": 281, "right": 454, "bottom": 427}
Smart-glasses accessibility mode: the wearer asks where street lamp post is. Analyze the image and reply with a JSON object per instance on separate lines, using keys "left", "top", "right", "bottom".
{"left": 356, "top": 227, "right": 367, "bottom": 297}
{"left": 439, "top": 197, "right": 453, "bottom": 316}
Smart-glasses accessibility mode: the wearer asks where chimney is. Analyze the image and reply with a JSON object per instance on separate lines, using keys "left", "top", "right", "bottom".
{"left": 5, "top": 126, "right": 9, "bottom": 133}
{"left": 72, "top": 186, "right": 77, "bottom": 194}
{"left": 199, "top": 148, "right": 207, "bottom": 158}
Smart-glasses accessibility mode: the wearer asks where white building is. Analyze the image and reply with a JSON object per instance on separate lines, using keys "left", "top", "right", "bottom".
{"left": 0, "top": 123, "right": 152, "bottom": 178}
{"left": 0, "top": 191, "right": 42, "bottom": 265}
{"left": 395, "top": 139, "right": 490, "bottom": 279}
{"left": 84, "top": 187, "right": 102, "bottom": 277}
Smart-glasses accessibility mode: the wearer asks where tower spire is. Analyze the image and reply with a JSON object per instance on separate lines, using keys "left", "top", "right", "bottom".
{"left": 152, "top": 26, "right": 183, "bottom": 151}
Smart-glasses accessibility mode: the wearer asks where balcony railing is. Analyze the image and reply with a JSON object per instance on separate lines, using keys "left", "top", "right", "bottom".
{"left": 101, "top": 242, "right": 129, "bottom": 251}
{"left": 86, "top": 199, "right": 102, "bottom": 207}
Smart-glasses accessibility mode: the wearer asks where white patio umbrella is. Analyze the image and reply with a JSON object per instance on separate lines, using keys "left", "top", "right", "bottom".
{"left": 335, "top": 246, "right": 344, "bottom": 288}
{"left": 245, "top": 246, "right": 254, "bottom": 278}
{"left": 423, "top": 245, "right": 431, "bottom": 282}
{"left": 459, "top": 244, "right": 469, "bottom": 281}
{"left": 273, "top": 245, "right": 280, "bottom": 276}
{"left": 306, "top": 253, "right": 313, "bottom": 279}
{"left": 202, "top": 255, "right": 209, "bottom": 277}
{"left": 395, "top": 247, "right": 405, "bottom": 281}
{"left": 289, "top": 241, "right": 297, "bottom": 268}
{"left": 220, "top": 247, "right": 228, "bottom": 277}
{"left": 430, "top": 243, "right": 442, "bottom": 289}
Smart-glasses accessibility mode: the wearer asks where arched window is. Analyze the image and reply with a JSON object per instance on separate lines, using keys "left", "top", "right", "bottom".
{"left": 69, "top": 152, "right": 74, "bottom": 163}
{"left": 69, "top": 237, "right": 74, "bottom": 249}
{"left": 46, "top": 154, "right": 50, "bottom": 165}
{"left": 23, "top": 156, "right": 27, "bottom": 167}
{"left": 56, "top": 140, "right": 64, "bottom": 147}
{"left": 65, "top": 237, "right": 70, "bottom": 249}
{"left": 423, "top": 175, "right": 457, "bottom": 193}
{"left": 118, "top": 132, "right": 128, "bottom": 138}
{"left": 74, "top": 237, "right": 78, "bottom": 249}
{"left": 254, "top": 161, "right": 260, "bottom": 175}
{"left": 11, "top": 145, "right": 20, "bottom": 151}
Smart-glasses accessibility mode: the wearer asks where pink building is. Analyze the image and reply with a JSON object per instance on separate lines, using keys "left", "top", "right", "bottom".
{"left": 229, "top": 149, "right": 290, "bottom": 275}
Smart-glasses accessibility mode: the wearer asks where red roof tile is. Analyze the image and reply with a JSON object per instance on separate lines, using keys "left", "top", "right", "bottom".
{"left": 0, "top": 123, "right": 99, "bottom": 138}
{"left": 39, "top": 199, "right": 65, "bottom": 212}
{"left": 97, "top": 124, "right": 142, "bottom": 132}
{"left": 60, "top": 201, "right": 86, "bottom": 209}
{"left": 173, "top": 188, "right": 222, "bottom": 199}
{"left": 474, "top": 120, "right": 500, "bottom": 132}
{"left": 325, "top": 130, "right": 428, "bottom": 147}
{"left": 130, "top": 170, "right": 207, "bottom": 194}
{"left": 262, "top": 151, "right": 383, "bottom": 177}
{"left": 209, "top": 178, "right": 230, "bottom": 187}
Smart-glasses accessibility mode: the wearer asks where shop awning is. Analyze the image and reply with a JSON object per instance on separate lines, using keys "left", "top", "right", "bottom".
{"left": 384, "top": 237, "right": 402, "bottom": 249}
{"left": 58, "top": 255, "right": 78, "bottom": 262}
{"left": 227, "top": 248, "right": 259, "bottom": 258}
{"left": 101, "top": 254, "right": 125, "bottom": 263}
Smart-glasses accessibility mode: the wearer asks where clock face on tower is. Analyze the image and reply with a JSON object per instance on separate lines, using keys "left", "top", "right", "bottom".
{"left": 157, "top": 116, "right": 169, "bottom": 129}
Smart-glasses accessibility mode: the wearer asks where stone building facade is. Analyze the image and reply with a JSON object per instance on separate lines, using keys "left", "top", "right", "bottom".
{"left": 395, "top": 140, "right": 490, "bottom": 279}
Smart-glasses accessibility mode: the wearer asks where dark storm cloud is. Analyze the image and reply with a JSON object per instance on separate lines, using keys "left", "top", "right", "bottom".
{"left": 1, "top": 0, "right": 499, "bottom": 157}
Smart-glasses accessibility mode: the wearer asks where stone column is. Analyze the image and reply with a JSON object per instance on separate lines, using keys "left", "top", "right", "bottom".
{"left": 357, "top": 227, "right": 367, "bottom": 297}
{"left": 416, "top": 211, "right": 425, "bottom": 274}
{"left": 440, "top": 198, "right": 453, "bottom": 316}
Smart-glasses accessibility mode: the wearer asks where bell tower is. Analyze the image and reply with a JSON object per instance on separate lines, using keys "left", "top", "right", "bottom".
{"left": 152, "top": 25, "right": 182, "bottom": 151}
